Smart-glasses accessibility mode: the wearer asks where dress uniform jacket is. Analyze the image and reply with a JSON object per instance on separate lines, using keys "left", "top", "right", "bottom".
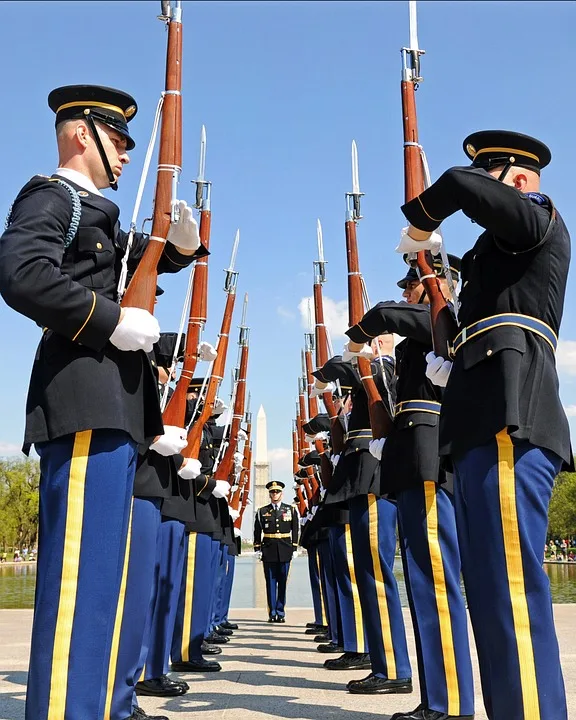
{"left": 313, "top": 355, "right": 395, "bottom": 503}
{"left": 401, "top": 166, "right": 572, "bottom": 467}
{"left": 346, "top": 302, "right": 444, "bottom": 492}
{"left": 0, "top": 175, "right": 207, "bottom": 452}
{"left": 254, "top": 503, "right": 299, "bottom": 563}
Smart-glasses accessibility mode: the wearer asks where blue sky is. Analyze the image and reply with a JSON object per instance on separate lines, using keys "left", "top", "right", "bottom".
{"left": 2, "top": 0, "right": 576, "bottom": 493}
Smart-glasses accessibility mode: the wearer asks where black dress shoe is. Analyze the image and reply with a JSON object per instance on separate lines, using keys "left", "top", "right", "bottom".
{"left": 221, "top": 620, "right": 238, "bottom": 630}
{"left": 205, "top": 632, "right": 229, "bottom": 644}
{"left": 135, "top": 675, "right": 188, "bottom": 697}
{"left": 314, "top": 633, "right": 330, "bottom": 642}
{"left": 317, "top": 642, "right": 345, "bottom": 653}
{"left": 129, "top": 706, "right": 169, "bottom": 720}
{"left": 201, "top": 641, "right": 222, "bottom": 655}
{"left": 274, "top": 616, "right": 286, "bottom": 623}
{"left": 215, "top": 626, "right": 233, "bottom": 636}
{"left": 268, "top": 615, "right": 277, "bottom": 623}
{"left": 324, "top": 652, "right": 372, "bottom": 670}
{"left": 172, "top": 658, "right": 221, "bottom": 672}
{"left": 306, "top": 621, "right": 324, "bottom": 628}
{"left": 347, "top": 673, "right": 412, "bottom": 694}
{"left": 390, "top": 707, "right": 474, "bottom": 720}
{"left": 305, "top": 626, "right": 323, "bottom": 634}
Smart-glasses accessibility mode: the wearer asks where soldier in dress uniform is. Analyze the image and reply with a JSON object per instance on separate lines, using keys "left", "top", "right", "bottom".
{"left": 345, "top": 258, "right": 475, "bottom": 718}
{"left": 253, "top": 481, "right": 299, "bottom": 622}
{"left": 0, "top": 85, "right": 207, "bottom": 720}
{"left": 399, "top": 130, "right": 571, "bottom": 720}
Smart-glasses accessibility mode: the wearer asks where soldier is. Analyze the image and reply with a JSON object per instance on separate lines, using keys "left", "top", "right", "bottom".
{"left": 345, "top": 258, "right": 475, "bottom": 718}
{"left": 0, "top": 85, "right": 207, "bottom": 720}
{"left": 399, "top": 130, "right": 571, "bottom": 720}
{"left": 253, "top": 481, "right": 299, "bottom": 622}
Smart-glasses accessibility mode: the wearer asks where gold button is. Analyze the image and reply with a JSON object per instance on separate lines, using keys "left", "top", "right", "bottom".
{"left": 96, "top": 242, "right": 103, "bottom": 250}
{"left": 486, "top": 349, "right": 493, "bottom": 356}
{"left": 408, "top": 421, "right": 413, "bottom": 426}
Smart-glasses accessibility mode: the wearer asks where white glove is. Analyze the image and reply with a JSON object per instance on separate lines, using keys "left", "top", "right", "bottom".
{"left": 197, "top": 341, "right": 217, "bottom": 362}
{"left": 331, "top": 453, "right": 340, "bottom": 468}
{"left": 233, "top": 526, "right": 242, "bottom": 538}
{"left": 166, "top": 200, "right": 201, "bottom": 252}
{"left": 369, "top": 438, "right": 385, "bottom": 461}
{"left": 396, "top": 226, "right": 442, "bottom": 255}
{"left": 178, "top": 457, "right": 202, "bottom": 479}
{"left": 314, "top": 431, "right": 329, "bottom": 442}
{"left": 310, "top": 381, "right": 335, "bottom": 398}
{"left": 150, "top": 426, "right": 188, "bottom": 456}
{"left": 342, "top": 342, "right": 374, "bottom": 363}
{"left": 311, "top": 505, "right": 318, "bottom": 516}
{"left": 425, "top": 351, "right": 452, "bottom": 387}
{"left": 211, "top": 397, "right": 227, "bottom": 416}
{"left": 320, "top": 486, "right": 327, "bottom": 500}
{"left": 228, "top": 507, "right": 240, "bottom": 521}
{"left": 299, "top": 516, "right": 308, "bottom": 526}
{"left": 304, "top": 434, "right": 315, "bottom": 443}
{"left": 233, "top": 451, "right": 244, "bottom": 465}
{"left": 212, "top": 480, "right": 230, "bottom": 499}
{"left": 256, "top": 550, "right": 262, "bottom": 560}
{"left": 109, "top": 307, "right": 160, "bottom": 353}
{"left": 238, "top": 429, "right": 248, "bottom": 442}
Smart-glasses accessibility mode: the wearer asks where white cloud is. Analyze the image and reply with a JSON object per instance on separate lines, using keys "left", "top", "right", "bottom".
{"left": 557, "top": 340, "right": 576, "bottom": 376}
{"left": 0, "top": 442, "right": 23, "bottom": 457}
{"left": 564, "top": 405, "right": 576, "bottom": 417}
{"left": 298, "top": 295, "right": 349, "bottom": 344}
{"left": 277, "top": 305, "right": 296, "bottom": 322}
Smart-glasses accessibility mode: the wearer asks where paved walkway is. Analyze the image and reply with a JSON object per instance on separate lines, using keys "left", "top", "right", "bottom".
{"left": 1, "top": 607, "right": 574, "bottom": 719}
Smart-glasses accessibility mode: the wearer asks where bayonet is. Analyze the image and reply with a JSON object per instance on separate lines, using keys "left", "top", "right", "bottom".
{"left": 346, "top": 140, "right": 364, "bottom": 221}
{"left": 194, "top": 125, "right": 211, "bottom": 210}
{"left": 314, "top": 218, "right": 327, "bottom": 284}
{"left": 224, "top": 229, "right": 240, "bottom": 292}
{"left": 351, "top": 140, "right": 360, "bottom": 195}
{"left": 402, "top": 0, "right": 424, "bottom": 83}
{"left": 239, "top": 292, "right": 249, "bottom": 345}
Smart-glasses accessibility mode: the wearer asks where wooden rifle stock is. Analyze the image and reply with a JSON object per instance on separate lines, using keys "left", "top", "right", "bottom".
{"left": 213, "top": 343, "right": 249, "bottom": 483}
{"left": 122, "top": 7, "right": 183, "bottom": 312}
{"left": 162, "top": 208, "right": 211, "bottom": 426}
{"left": 298, "top": 386, "right": 319, "bottom": 494}
{"left": 345, "top": 219, "right": 393, "bottom": 440}
{"left": 231, "top": 417, "right": 251, "bottom": 512}
{"left": 401, "top": 76, "right": 457, "bottom": 358}
{"left": 184, "top": 289, "right": 236, "bottom": 458}
{"left": 296, "top": 486, "right": 307, "bottom": 517}
{"left": 236, "top": 446, "right": 251, "bottom": 529}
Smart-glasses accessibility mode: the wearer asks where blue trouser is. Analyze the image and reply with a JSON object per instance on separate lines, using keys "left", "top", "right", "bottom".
{"left": 27, "top": 430, "right": 137, "bottom": 720}
{"left": 209, "top": 544, "right": 228, "bottom": 632}
{"left": 109, "top": 496, "right": 162, "bottom": 720}
{"left": 318, "top": 536, "right": 342, "bottom": 644}
{"left": 328, "top": 524, "right": 368, "bottom": 653}
{"left": 171, "top": 533, "right": 220, "bottom": 662}
{"left": 142, "top": 518, "right": 186, "bottom": 680}
{"left": 308, "top": 545, "right": 327, "bottom": 626}
{"left": 217, "top": 551, "right": 236, "bottom": 625}
{"left": 263, "top": 561, "right": 290, "bottom": 617}
{"left": 349, "top": 494, "right": 411, "bottom": 677}
{"left": 454, "top": 431, "right": 566, "bottom": 720}
{"left": 397, "top": 483, "right": 474, "bottom": 715}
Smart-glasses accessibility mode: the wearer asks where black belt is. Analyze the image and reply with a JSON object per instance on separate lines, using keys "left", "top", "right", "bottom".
{"left": 395, "top": 400, "right": 441, "bottom": 415}
{"left": 451, "top": 313, "right": 557, "bottom": 355}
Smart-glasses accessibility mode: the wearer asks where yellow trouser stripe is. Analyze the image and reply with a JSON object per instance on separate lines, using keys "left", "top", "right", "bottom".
{"left": 315, "top": 549, "right": 327, "bottom": 625}
{"left": 367, "top": 494, "right": 397, "bottom": 678}
{"left": 47, "top": 430, "right": 91, "bottom": 720}
{"left": 103, "top": 502, "right": 134, "bottom": 720}
{"left": 424, "top": 481, "right": 460, "bottom": 715}
{"left": 344, "top": 524, "right": 366, "bottom": 654}
{"left": 181, "top": 533, "right": 198, "bottom": 662}
{"left": 496, "top": 430, "right": 540, "bottom": 719}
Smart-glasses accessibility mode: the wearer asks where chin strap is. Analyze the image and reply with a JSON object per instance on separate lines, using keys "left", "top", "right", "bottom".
{"left": 83, "top": 110, "right": 118, "bottom": 191}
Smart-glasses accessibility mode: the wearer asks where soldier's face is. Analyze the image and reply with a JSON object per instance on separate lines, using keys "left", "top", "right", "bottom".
{"left": 91, "top": 122, "right": 130, "bottom": 187}
{"left": 269, "top": 490, "right": 282, "bottom": 503}
{"left": 402, "top": 280, "right": 427, "bottom": 305}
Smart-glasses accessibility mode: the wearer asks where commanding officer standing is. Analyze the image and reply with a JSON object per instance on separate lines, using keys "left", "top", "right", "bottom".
{"left": 0, "top": 85, "right": 206, "bottom": 720}
{"left": 253, "top": 481, "right": 299, "bottom": 622}
{"left": 399, "top": 130, "right": 571, "bottom": 720}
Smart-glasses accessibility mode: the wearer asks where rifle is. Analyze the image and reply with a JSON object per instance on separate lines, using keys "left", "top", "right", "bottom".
{"left": 237, "top": 441, "right": 252, "bottom": 529}
{"left": 231, "top": 397, "right": 252, "bottom": 512}
{"left": 304, "top": 328, "right": 332, "bottom": 490}
{"left": 298, "top": 373, "right": 319, "bottom": 494}
{"left": 295, "top": 405, "right": 313, "bottom": 502}
{"left": 163, "top": 126, "right": 211, "bottom": 426}
{"left": 183, "top": 232, "right": 240, "bottom": 458}
{"left": 313, "top": 220, "right": 345, "bottom": 457}
{"left": 401, "top": 1, "right": 456, "bottom": 358}
{"left": 345, "top": 141, "right": 393, "bottom": 440}
{"left": 122, "top": 0, "right": 184, "bottom": 312}
{"left": 213, "top": 294, "right": 249, "bottom": 484}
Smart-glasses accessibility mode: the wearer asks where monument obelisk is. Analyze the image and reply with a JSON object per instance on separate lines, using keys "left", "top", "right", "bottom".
{"left": 254, "top": 404, "right": 271, "bottom": 511}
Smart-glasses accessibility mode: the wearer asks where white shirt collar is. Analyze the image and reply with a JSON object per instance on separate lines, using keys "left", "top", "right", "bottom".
{"left": 54, "top": 168, "right": 103, "bottom": 197}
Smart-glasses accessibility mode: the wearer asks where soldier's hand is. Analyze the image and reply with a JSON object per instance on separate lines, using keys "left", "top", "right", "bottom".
{"left": 198, "top": 341, "right": 218, "bottom": 362}
{"left": 212, "top": 397, "right": 227, "bottom": 416}
{"left": 310, "top": 381, "right": 335, "bottom": 398}
{"left": 150, "top": 426, "right": 188, "bottom": 456}
{"left": 167, "top": 200, "right": 201, "bottom": 252}
{"left": 109, "top": 307, "right": 160, "bottom": 353}
{"left": 343, "top": 341, "right": 374, "bottom": 362}
{"left": 229, "top": 506, "right": 240, "bottom": 521}
{"left": 212, "top": 480, "right": 231, "bottom": 499}
{"left": 331, "top": 453, "right": 340, "bottom": 468}
{"left": 178, "top": 457, "right": 202, "bottom": 479}
{"left": 369, "top": 438, "right": 385, "bottom": 461}
{"left": 396, "top": 226, "right": 442, "bottom": 255}
{"left": 425, "top": 351, "right": 452, "bottom": 387}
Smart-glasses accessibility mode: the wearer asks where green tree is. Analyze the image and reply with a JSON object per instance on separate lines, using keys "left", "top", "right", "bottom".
{"left": 0, "top": 457, "right": 40, "bottom": 551}
{"left": 548, "top": 471, "right": 576, "bottom": 538}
